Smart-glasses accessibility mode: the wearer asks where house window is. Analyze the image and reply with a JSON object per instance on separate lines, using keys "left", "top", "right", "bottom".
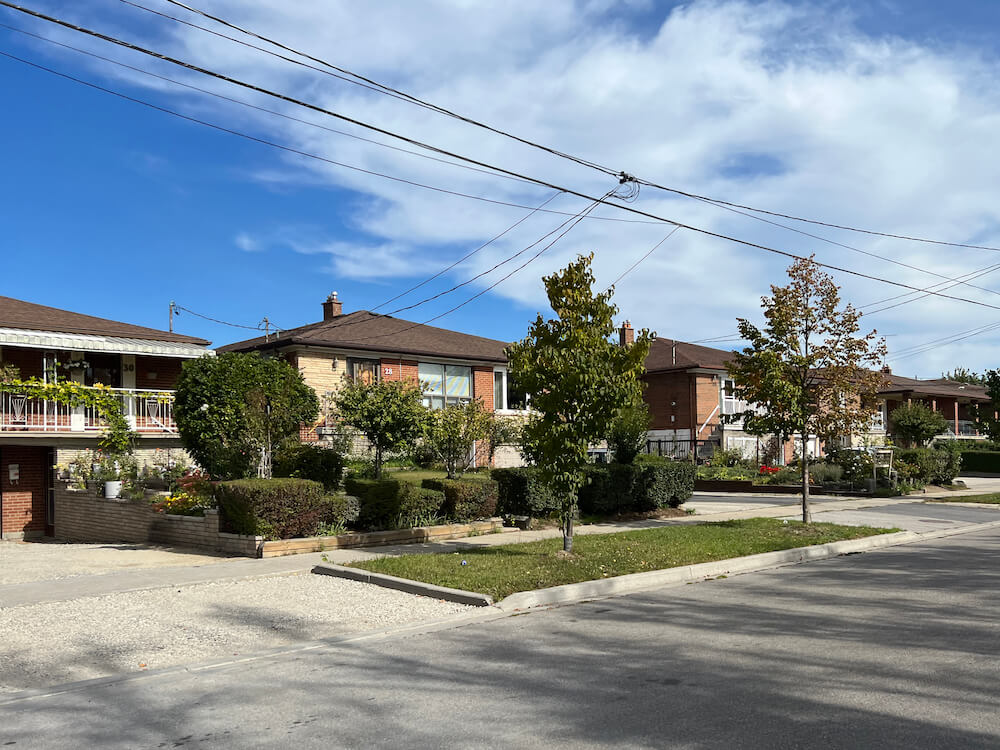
{"left": 493, "top": 368, "right": 529, "bottom": 411}
{"left": 722, "top": 379, "right": 738, "bottom": 414}
{"left": 347, "top": 358, "right": 379, "bottom": 385}
{"left": 419, "top": 363, "right": 471, "bottom": 409}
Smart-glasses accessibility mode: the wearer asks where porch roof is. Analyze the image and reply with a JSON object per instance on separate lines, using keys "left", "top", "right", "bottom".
{"left": 0, "top": 327, "right": 210, "bottom": 359}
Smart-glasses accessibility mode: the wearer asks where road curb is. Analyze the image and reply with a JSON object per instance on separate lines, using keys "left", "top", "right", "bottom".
{"left": 496, "top": 519, "right": 1000, "bottom": 611}
{"left": 311, "top": 563, "right": 494, "bottom": 607}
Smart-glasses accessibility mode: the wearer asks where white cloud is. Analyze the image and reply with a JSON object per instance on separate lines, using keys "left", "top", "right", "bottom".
{"left": 35, "top": 0, "right": 1000, "bottom": 374}
{"left": 234, "top": 232, "right": 262, "bottom": 253}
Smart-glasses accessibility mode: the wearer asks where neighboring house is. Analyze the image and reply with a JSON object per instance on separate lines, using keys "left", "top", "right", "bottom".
{"left": 219, "top": 293, "right": 526, "bottom": 464}
{"left": 865, "top": 369, "right": 992, "bottom": 443}
{"left": 633, "top": 331, "right": 990, "bottom": 464}
{"left": 0, "top": 295, "right": 211, "bottom": 539}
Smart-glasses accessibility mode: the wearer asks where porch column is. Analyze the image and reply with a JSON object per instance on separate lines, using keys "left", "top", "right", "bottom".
{"left": 69, "top": 352, "right": 86, "bottom": 431}
{"left": 954, "top": 401, "right": 959, "bottom": 436}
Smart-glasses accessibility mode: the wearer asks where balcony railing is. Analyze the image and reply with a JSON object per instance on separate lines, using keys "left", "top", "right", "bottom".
{"left": 0, "top": 388, "right": 176, "bottom": 434}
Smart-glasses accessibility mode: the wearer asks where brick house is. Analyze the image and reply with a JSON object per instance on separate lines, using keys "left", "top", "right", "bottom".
{"left": 0, "top": 296, "right": 210, "bottom": 539}
{"left": 219, "top": 293, "right": 525, "bottom": 462}
{"left": 635, "top": 328, "right": 993, "bottom": 464}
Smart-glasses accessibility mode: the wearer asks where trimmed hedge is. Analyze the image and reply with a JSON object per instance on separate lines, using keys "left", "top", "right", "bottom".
{"left": 579, "top": 462, "right": 695, "bottom": 515}
{"left": 957, "top": 450, "right": 1000, "bottom": 473}
{"left": 422, "top": 478, "right": 499, "bottom": 521}
{"left": 345, "top": 477, "right": 444, "bottom": 530}
{"left": 492, "top": 467, "right": 561, "bottom": 518}
{"left": 272, "top": 443, "right": 346, "bottom": 491}
{"left": 216, "top": 478, "right": 349, "bottom": 539}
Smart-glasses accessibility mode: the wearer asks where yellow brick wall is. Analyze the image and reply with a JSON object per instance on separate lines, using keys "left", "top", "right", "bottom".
{"left": 294, "top": 351, "right": 350, "bottom": 420}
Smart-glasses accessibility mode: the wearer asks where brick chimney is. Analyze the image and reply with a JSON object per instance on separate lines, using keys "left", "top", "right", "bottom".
{"left": 881, "top": 364, "right": 892, "bottom": 375}
{"left": 322, "top": 291, "right": 343, "bottom": 321}
{"left": 619, "top": 320, "right": 634, "bottom": 347}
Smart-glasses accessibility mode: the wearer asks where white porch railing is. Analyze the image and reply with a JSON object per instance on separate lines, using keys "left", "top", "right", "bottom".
{"left": 0, "top": 388, "right": 177, "bottom": 434}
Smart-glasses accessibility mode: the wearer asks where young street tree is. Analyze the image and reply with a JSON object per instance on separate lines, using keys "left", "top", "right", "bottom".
{"left": 507, "top": 253, "right": 651, "bottom": 552}
{"left": 726, "top": 257, "right": 887, "bottom": 522}
{"left": 424, "top": 399, "right": 492, "bottom": 478}
{"left": 334, "top": 378, "right": 426, "bottom": 479}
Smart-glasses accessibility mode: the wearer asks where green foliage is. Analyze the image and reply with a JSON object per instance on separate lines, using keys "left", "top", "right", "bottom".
{"left": 344, "top": 477, "right": 445, "bottom": 530}
{"left": 491, "top": 467, "right": 561, "bottom": 518}
{"left": 174, "top": 353, "right": 319, "bottom": 480}
{"left": 578, "top": 462, "right": 694, "bottom": 514}
{"left": 972, "top": 369, "right": 1000, "bottom": 440}
{"left": 931, "top": 441, "right": 963, "bottom": 484}
{"left": 895, "top": 444, "right": 962, "bottom": 485}
{"left": 708, "top": 446, "right": 754, "bottom": 468}
{"left": 942, "top": 368, "right": 985, "bottom": 385}
{"left": 272, "top": 442, "right": 345, "bottom": 491}
{"left": 806, "top": 462, "right": 843, "bottom": 484}
{"left": 506, "top": 253, "right": 652, "bottom": 550}
{"left": 826, "top": 449, "right": 875, "bottom": 485}
{"left": 334, "top": 378, "right": 426, "bottom": 479}
{"left": 408, "top": 442, "right": 439, "bottom": 469}
{"left": 956, "top": 450, "right": 1000, "bottom": 473}
{"left": 422, "top": 478, "right": 499, "bottom": 521}
{"left": 423, "top": 400, "right": 492, "bottom": 478}
{"left": 889, "top": 402, "right": 949, "bottom": 447}
{"left": 485, "top": 415, "right": 522, "bottom": 465}
{"left": 605, "top": 401, "right": 651, "bottom": 465}
{"left": 215, "top": 478, "right": 345, "bottom": 539}
{"left": 726, "top": 257, "right": 887, "bottom": 520}
{"left": 697, "top": 465, "right": 757, "bottom": 480}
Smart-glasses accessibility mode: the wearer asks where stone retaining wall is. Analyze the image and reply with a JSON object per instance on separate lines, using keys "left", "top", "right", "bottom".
{"left": 53, "top": 482, "right": 261, "bottom": 556}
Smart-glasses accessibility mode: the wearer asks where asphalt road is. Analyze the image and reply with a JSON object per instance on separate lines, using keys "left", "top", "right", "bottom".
{"left": 3, "top": 524, "right": 999, "bottom": 748}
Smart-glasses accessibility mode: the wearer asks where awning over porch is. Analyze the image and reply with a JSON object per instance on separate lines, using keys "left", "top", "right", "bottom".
{"left": 0, "top": 327, "right": 210, "bottom": 359}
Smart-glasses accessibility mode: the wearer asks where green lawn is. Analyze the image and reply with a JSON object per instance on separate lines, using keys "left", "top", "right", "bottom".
{"left": 929, "top": 493, "right": 1000, "bottom": 504}
{"left": 351, "top": 518, "right": 897, "bottom": 600}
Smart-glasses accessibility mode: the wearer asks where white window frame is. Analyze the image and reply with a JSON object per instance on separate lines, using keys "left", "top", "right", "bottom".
{"left": 419, "top": 362, "right": 472, "bottom": 410}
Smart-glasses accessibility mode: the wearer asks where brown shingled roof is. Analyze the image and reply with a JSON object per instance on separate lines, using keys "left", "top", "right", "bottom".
{"left": 219, "top": 310, "right": 509, "bottom": 363}
{"left": 644, "top": 337, "right": 735, "bottom": 373}
{"left": 880, "top": 374, "right": 990, "bottom": 401}
{"left": 0, "top": 295, "right": 209, "bottom": 345}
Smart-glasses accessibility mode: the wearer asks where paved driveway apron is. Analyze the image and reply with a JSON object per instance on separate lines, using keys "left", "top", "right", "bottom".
{"left": 806, "top": 501, "right": 1000, "bottom": 533}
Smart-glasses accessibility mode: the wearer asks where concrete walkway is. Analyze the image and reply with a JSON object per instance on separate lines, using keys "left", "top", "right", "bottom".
{"left": 2, "top": 489, "right": 998, "bottom": 609}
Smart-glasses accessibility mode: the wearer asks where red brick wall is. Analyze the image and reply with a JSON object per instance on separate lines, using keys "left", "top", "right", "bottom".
{"left": 379, "top": 359, "right": 419, "bottom": 384}
{"left": 135, "top": 356, "right": 185, "bottom": 390}
{"left": 1, "top": 445, "right": 47, "bottom": 536}
{"left": 0, "top": 346, "right": 44, "bottom": 379}
{"left": 472, "top": 367, "right": 494, "bottom": 411}
{"left": 694, "top": 375, "right": 722, "bottom": 436}
{"left": 643, "top": 371, "right": 693, "bottom": 430}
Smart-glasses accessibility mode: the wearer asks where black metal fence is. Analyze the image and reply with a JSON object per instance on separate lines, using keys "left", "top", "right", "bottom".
{"left": 644, "top": 438, "right": 720, "bottom": 463}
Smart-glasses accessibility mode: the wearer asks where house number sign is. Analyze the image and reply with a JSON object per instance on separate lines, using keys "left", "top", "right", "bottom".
{"left": 383, "top": 366, "right": 393, "bottom": 376}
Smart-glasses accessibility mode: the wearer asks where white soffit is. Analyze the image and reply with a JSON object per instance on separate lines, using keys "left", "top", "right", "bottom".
{"left": 0, "top": 328, "right": 212, "bottom": 358}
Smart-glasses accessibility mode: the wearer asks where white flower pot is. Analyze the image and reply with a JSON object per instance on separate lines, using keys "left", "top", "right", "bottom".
{"left": 104, "top": 481, "right": 122, "bottom": 499}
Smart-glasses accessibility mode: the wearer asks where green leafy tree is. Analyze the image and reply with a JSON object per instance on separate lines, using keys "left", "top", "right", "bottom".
{"left": 507, "top": 253, "right": 652, "bottom": 552}
{"left": 727, "top": 257, "right": 887, "bottom": 522}
{"left": 485, "top": 414, "right": 523, "bottom": 466}
{"left": 606, "top": 401, "right": 651, "bottom": 464}
{"left": 972, "top": 369, "right": 1000, "bottom": 440}
{"left": 942, "top": 367, "right": 985, "bottom": 385}
{"left": 424, "top": 399, "right": 492, "bottom": 478}
{"left": 334, "top": 378, "right": 426, "bottom": 479}
{"left": 174, "top": 353, "right": 319, "bottom": 479}
{"left": 890, "top": 402, "right": 950, "bottom": 447}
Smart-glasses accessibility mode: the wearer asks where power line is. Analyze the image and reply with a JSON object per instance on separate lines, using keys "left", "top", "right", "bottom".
{"left": 139, "top": 0, "right": 619, "bottom": 178}
{"left": 128, "top": 0, "right": 1000, "bottom": 256}
{"left": 172, "top": 303, "right": 277, "bottom": 331}
{"left": 604, "top": 226, "right": 682, "bottom": 291}
{"left": 4, "top": 25, "right": 1000, "bottom": 317}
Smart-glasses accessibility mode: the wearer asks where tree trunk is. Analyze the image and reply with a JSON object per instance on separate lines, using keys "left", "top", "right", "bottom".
{"left": 563, "top": 512, "right": 574, "bottom": 553}
{"left": 375, "top": 445, "right": 383, "bottom": 480}
{"left": 801, "top": 432, "right": 811, "bottom": 523}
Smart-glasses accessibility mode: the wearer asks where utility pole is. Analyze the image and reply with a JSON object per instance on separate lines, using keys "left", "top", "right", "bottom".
{"left": 262, "top": 317, "right": 271, "bottom": 341}
{"left": 169, "top": 301, "right": 176, "bottom": 333}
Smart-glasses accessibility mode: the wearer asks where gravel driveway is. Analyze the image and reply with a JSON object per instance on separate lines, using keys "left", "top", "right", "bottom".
{"left": 0, "top": 540, "right": 231, "bottom": 585}
{"left": 0, "top": 573, "right": 469, "bottom": 694}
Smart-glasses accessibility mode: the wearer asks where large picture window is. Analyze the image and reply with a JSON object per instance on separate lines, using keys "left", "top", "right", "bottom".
{"left": 419, "top": 363, "right": 471, "bottom": 409}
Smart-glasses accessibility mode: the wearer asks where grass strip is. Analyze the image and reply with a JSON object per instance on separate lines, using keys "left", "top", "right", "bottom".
{"left": 350, "top": 518, "right": 897, "bottom": 600}
{"left": 928, "top": 493, "right": 1000, "bottom": 504}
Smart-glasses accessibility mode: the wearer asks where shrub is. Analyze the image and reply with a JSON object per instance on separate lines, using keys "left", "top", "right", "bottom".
{"left": 957, "top": 450, "right": 1000, "bottom": 473}
{"left": 578, "top": 462, "right": 694, "bottom": 514}
{"left": 216, "top": 478, "right": 339, "bottom": 539}
{"left": 696, "top": 465, "right": 757, "bottom": 481}
{"left": 709, "top": 447, "right": 753, "bottom": 468}
{"left": 889, "top": 402, "right": 949, "bottom": 447}
{"left": 492, "top": 467, "right": 561, "bottom": 518}
{"left": 807, "top": 463, "right": 843, "bottom": 484}
{"left": 826, "top": 449, "right": 875, "bottom": 485}
{"left": 345, "top": 477, "right": 445, "bottom": 530}
{"left": 272, "top": 442, "right": 346, "bottom": 491}
{"left": 932, "top": 441, "right": 963, "bottom": 484}
{"left": 409, "top": 442, "right": 438, "bottom": 469}
{"left": 422, "top": 478, "right": 499, "bottom": 522}
{"left": 896, "top": 444, "right": 962, "bottom": 485}
{"left": 152, "top": 491, "right": 212, "bottom": 517}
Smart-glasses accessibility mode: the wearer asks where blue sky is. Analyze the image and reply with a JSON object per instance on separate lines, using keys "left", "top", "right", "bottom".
{"left": 3, "top": 1, "right": 1000, "bottom": 377}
